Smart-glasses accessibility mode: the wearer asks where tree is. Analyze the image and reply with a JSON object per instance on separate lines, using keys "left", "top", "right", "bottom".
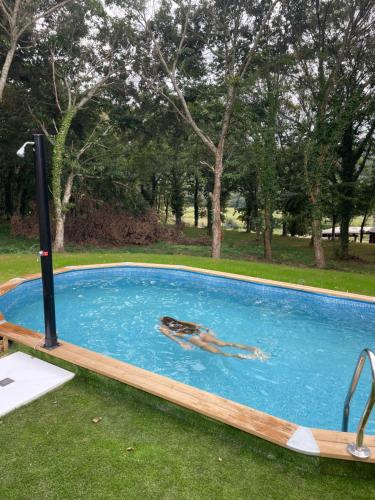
{"left": 334, "top": 0, "right": 375, "bottom": 257}
{"left": 288, "top": 0, "right": 361, "bottom": 267}
{"left": 256, "top": 80, "right": 279, "bottom": 260}
{"left": 0, "top": 0, "right": 73, "bottom": 102}
{"left": 136, "top": 0, "right": 279, "bottom": 258}
{"left": 31, "top": 1, "right": 128, "bottom": 251}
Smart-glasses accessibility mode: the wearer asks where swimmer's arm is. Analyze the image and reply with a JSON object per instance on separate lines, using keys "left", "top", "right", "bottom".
{"left": 159, "top": 326, "right": 193, "bottom": 350}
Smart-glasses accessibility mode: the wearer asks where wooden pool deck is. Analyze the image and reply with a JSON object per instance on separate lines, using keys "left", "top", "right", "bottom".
{"left": 1, "top": 263, "right": 375, "bottom": 463}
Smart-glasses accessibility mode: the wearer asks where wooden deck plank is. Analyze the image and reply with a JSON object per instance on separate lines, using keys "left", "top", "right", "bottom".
{"left": 313, "top": 428, "right": 375, "bottom": 445}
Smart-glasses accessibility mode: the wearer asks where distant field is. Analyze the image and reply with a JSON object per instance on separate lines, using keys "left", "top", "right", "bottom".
{"left": 175, "top": 207, "right": 374, "bottom": 239}
{"left": 166, "top": 206, "right": 242, "bottom": 229}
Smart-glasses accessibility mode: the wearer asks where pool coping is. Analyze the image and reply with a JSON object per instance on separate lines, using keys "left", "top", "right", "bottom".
{"left": 0, "top": 262, "right": 375, "bottom": 463}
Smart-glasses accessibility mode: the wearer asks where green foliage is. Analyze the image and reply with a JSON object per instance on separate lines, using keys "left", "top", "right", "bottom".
{"left": 0, "top": 0, "right": 374, "bottom": 265}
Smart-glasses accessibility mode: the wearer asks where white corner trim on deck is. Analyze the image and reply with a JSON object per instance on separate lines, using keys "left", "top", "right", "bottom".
{"left": 287, "top": 426, "right": 320, "bottom": 455}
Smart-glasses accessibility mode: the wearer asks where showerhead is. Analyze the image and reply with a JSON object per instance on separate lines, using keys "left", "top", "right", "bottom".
{"left": 16, "top": 141, "right": 34, "bottom": 158}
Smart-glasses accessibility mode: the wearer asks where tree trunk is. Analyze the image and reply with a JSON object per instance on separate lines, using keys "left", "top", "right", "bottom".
{"left": 54, "top": 171, "right": 74, "bottom": 252}
{"left": 255, "top": 215, "right": 261, "bottom": 241}
{"left": 211, "top": 152, "right": 223, "bottom": 258}
{"left": 338, "top": 126, "right": 356, "bottom": 259}
{"left": 52, "top": 108, "right": 77, "bottom": 252}
{"left": 156, "top": 193, "right": 161, "bottom": 214}
{"left": 282, "top": 221, "right": 287, "bottom": 237}
{"left": 0, "top": 42, "right": 17, "bottom": 102}
{"left": 54, "top": 212, "right": 65, "bottom": 253}
{"left": 311, "top": 218, "right": 325, "bottom": 268}
{"left": 151, "top": 175, "right": 158, "bottom": 207}
{"left": 340, "top": 210, "right": 351, "bottom": 258}
{"left": 175, "top": 212, "right": 182, "bottom": 225}
{"left": 165, "top": 197, "right": 169, "bottom": 223}
{"left": 360, "top": 213, "right": 367, "bottom": 243}
{"left": 246, "top": 216, "right": 251, "bottom": 233}
{"left": 207, "top": 196, "right": 212, "bottom": 235}
{"left": 331, "top": 213, "right": 336, "bottom": 240}
{"left": 194, "top": 175, "right": 199, "bottom": 227}
{"left": 170, "top": 168, "right": 183, "bottom": 226}
{"left": 263, "top": 206, "right": 272, "bottom": 260}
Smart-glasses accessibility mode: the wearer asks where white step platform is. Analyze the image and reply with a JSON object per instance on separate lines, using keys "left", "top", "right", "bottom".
{"left": 0, "top": 351, "right": 74, "bottom": 417}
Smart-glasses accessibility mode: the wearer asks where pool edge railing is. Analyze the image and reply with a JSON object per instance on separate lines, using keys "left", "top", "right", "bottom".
{"left": 342, "top": 348, "right": 375, "bottom": 459}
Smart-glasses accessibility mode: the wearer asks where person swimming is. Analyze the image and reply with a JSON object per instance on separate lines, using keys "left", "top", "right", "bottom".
{"left": 159, "top": 317, "right": 268, "bottom": 361}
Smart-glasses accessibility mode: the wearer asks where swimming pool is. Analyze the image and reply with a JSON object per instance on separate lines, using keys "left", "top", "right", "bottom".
{"left": 1, "top": 265, "right": 374, "bottom": 435}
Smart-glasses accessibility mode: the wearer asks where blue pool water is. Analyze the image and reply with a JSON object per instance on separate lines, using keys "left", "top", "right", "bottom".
{"left": 1, "top": 266, "right": 375, "bottom": 433}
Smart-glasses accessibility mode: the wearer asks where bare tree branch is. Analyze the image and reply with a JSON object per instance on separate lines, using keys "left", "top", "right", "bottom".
{"left": 17, "top": 0, "right": 74, "bottom": 38}
{"left": 51, "top": 51, "right": 62, "bottom": 113}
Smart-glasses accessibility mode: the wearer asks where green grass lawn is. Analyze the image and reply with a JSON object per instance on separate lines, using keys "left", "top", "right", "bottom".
{"left": 1, "top": 224, "right": 375, "bottom": 498}
{"left": 0, "top": 347, "right": 374, "bottom": 500}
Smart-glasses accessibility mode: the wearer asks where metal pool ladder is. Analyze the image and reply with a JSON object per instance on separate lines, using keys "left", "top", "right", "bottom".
{"left": 342, "top": 348, "right": 375, "bottom": 459}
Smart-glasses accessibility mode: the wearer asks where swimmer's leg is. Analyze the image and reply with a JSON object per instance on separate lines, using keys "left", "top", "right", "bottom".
{"left": 188, "top": 336, "right": 257, "bottom": 359}
{"left": 199, "top": 332, "right": 259, "bottom": 352}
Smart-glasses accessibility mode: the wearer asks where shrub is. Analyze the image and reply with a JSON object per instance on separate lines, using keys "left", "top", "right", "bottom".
{"left": 10, "top": 201, "right": 210, "bottom": 247}
{"left": 11, "top": 204, "right": 160, "bottom": 246}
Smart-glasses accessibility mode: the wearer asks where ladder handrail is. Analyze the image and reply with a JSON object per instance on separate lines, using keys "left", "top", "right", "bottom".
{"left": 342, "top": 348, "right": 375, "bottom": 453}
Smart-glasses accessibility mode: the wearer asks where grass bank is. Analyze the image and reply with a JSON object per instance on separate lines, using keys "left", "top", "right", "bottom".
{"left": 1, "top": 251, "right": 375, "bottom": 296}
{"left": 0, "top": 224, "right": 375, "bottom": 282}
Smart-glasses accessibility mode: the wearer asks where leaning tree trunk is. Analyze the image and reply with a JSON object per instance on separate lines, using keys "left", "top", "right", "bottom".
{"left": 52, "top": 107, "right": 77, "bottom": 252}
{"left": 263, "top": 204, "right": 272, "bottom": 260}
{"left": 0, "top": 42, "right": 17, "bottom": 102}
{"left": 360, "top": 213, "right": 367, "bottom": 243}
{"left": 211, "top": 151, "right": 223, "bottom": 259}
{"left": 311, "top": 217, "right": 325, "bottom": 268}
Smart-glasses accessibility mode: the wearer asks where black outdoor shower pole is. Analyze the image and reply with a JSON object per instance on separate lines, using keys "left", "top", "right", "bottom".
{"left": 32, "top": 133, "right": 58, "bottom": 349}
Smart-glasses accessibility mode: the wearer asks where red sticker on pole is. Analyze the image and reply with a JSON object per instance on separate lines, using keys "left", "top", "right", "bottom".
{"left": 39, "top": 250, "right": 49, "bottom": 257}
